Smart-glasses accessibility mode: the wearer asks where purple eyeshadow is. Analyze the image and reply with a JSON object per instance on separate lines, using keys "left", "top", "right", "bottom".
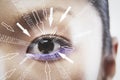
{"left": 26, "top": 47, "right": 73, "bottom": 61}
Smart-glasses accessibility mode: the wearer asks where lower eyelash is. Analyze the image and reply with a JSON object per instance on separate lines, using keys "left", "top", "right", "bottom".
{"left": 26, "top": 47, "right": 73, "bottom": 61}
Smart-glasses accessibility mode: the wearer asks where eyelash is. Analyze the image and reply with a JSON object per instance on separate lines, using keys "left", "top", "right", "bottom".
{"left": 3, "top": 7, "right": 72, "bottom": 62}
{"left": 26, "top": 34, "right": 73, "bottom": 61}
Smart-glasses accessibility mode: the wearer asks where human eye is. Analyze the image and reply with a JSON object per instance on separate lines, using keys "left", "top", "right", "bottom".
{"left": 26, "top": 34, "right": 73, "bottom": 61}
{"left": 13, "top": 7, "right": 74, "bottom": 62}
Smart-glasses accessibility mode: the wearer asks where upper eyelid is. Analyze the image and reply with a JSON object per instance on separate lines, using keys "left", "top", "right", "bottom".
{"left": 13, "top": 7, "right": 73, "bottom": 38}
{"left": 27, "top": 34, "right": 72, "bottom": 52}
{"left": 30, "top": 34, "right": 71, "bottom": 45}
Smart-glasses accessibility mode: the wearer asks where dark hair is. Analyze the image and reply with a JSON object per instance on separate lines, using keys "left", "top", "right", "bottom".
{"left": 92, "top": 0, "right": 112, "bottom": 56}
{"left": 92, "top": 1, "right": 114, "bottom": 79}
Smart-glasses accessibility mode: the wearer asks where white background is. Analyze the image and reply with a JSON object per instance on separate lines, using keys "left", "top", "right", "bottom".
{"left": 109, "top": 0, "right": 120, "bottom": 80}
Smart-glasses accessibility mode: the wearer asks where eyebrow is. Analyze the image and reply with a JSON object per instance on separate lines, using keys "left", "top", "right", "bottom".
{"left": 15, "top": 7, "right": 72, "bottom": 37}
{"left": 18, "top": 7, "right": 72, "bottom": 27}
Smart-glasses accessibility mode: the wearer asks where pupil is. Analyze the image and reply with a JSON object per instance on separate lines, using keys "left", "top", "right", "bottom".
{"left": 38, "top": 38, "right": 54, "bottom": 54}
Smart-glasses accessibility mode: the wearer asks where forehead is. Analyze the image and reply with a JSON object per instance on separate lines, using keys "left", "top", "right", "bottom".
{"left": 0, "top": 0, "right": 103, "bottom": 41}
{"left": 13, "top": 0, "right": 97, "bottom": 15}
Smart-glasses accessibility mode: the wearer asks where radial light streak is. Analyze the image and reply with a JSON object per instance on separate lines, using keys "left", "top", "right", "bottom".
{"left": 43, "top": 8, "right": 48, "bottom": 20}
{"left": 51, "top": 27, "right": 57, "bottom": 35}
{"left": 58, "top": 52, "right": 74, "bottom": 64}
{"left": 19, "top": 57, "right": 28, "bottom": 65}
{"left": 0, "top": 53, "right": 19, "bottom": 62}
{"left": 16, "top": 22, "right": 31, "bottom": 37}
{"left": 54, "top": 63, "right": 72, "bottom": 80}
{"left": 18, "top": 61, "right": 36, "bottom": 80}
{"left": 0, "top": 68, "right": 16, "bottom": 80}
{"left": 32, "top": 10, "right": 44, "bottom": 33}
{"left": 1, "top": 22, "right": 15, "bottom": 32}
{"left": 45, "top": 61, "right": 51, "bottom": 80}
{"left": 76, "top": 2, "right": 95, "bottom": 17}
{"left": 0, "top": 33, "right": 30, "bottom": 46}
{"left": 73, "top": 30, "right": 92, "bottom": 42}
{"left": 42, "top": 9, "right": 48, "bottom": 34}
{"left": 41, "top": 21, "right": 46, "bottom": 34}
{"left": 49, "top": 7, "right": 53, "bottom": 27}
{"left": 18, "top": 71, "right": 28, "bottom": 80}
{"left": 60, "top": 6, "right": 71, "bottom": 22}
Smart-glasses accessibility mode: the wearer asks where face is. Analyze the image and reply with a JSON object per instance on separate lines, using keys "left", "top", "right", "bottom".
{"left": 0, "top": 0, "right": 113, "bottom": 80}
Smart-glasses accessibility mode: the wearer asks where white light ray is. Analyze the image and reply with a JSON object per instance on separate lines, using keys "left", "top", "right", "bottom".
{"left": 0, "top": 68, "right": 16, "bottom": 80}
{"left": 32, "top": 10, "right": 44, "bottom": 33}
{"left": 49, "top": 7, "right": 53, "bottom": 27}
{"left": 58, "top": 52, "right": 74, "bottom": 64}
{"left": 51, "top": 27, "right": 57, "bottom": 35}
{"left": 43, "top": 8, "right": 48, "bottom": 20}
{"left": 75, "top": 3, "right": 93, "bottom": 17}
{"left": 18, "top": 61, "right": 36, "bottom": 80}
{"left": 54, "top": 62, "right": 72, "bottom": 80}
{"left": 0, "top": 53, "right": 19, "bottom": 62}
{"left": 1, "top": 22, "right": 15, "bottom": 32}
{"left": 16, "top": 22, "right": 31, "bottom": 37}
{"left": 60, "top": 6, "right": 71, "bottom": 22}
{"left": 74, "top": 30, "right": 92, "bottom": 40}
{"left": 19, "top": 57, "right": 28, "bottom": 65}
{"left": 72, "top": 30, "right": 93, "bottom": 44}
{"left": 0, "top": 33, "right": 30, "bottom": 46}
{"left": 45, "top": 61, "right": 51, "bottom": 80}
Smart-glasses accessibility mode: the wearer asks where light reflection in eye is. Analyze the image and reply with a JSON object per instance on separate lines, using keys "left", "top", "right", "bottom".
{"left": 26, "top": 34, "right": 73, "bottom": 61}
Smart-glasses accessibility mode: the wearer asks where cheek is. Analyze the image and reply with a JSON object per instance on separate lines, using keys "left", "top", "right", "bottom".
{"left": 67, "top": 29, "right": 103, "bottom": 80}
{"left": 81, "top": 33, "right": 102, "bottom": 80}
{"left": 68, "top": 27, "right": 102, "bottom": 80}
{"left": 67, "top": 4, "right": 103, "bottom": 80}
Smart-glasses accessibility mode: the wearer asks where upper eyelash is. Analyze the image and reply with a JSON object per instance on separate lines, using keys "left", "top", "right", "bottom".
{"left": 26, "top": 34, "right": 73, "bottom": 61}
{"left": 30, "top": 34, "right": 71, "bottom": 45}
{"left": 26, "top": 34, "right": 72, "bottom": 52}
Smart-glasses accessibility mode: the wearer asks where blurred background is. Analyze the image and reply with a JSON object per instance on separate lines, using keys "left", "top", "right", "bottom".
{"left": 109, "top": 0, "right": 120, "bottom": 80}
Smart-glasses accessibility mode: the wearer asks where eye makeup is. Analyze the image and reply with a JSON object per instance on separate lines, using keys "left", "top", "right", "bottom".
{"left": 26, "top": 34, "right": 73, "bottom": 61}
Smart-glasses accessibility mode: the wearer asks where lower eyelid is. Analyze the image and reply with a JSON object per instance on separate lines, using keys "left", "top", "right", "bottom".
{"left": 25, "top": 34, "right": 73, "bottom": 61}
{"left": 26, "top": 47, "right": 73, "bottom": 61}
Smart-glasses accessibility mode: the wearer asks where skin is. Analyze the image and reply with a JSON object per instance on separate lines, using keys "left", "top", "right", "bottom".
{"left": 0, "top": 0, "right": 118, "bottom": 80}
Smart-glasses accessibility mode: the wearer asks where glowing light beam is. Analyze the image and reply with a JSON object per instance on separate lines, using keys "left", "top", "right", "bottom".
{"left": 16, "top": 22, "right": 31, "bottom": 37}
{"left": 0, "top": 68, "right": 16, "bottom": 80}
{"left": 19, "top": 57, "right": 28, "bottom": 65}
{"left": 0, "top": 53, "right": 19, "bottom": 62}
{"left": 49, "top": 7, "right": 53, "bottom": 27}
{"left": 1, "top": 22, "right": 14, "bottom": 32}
{"left": 58, "top": 52, "right": 74, "bottom": 64}
{"left": 60, "top": 6, "right": 71, "bottom": 22}
{"left": 45, "top": 61, "right": 51, "bottom": 80}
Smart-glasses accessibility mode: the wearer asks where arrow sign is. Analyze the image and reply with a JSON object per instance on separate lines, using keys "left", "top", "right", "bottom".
{"left": 49, "top": 7, "right": 53, "bottom": 27}
{"left": 58, "top": 52, "right": 74, "bottom": 64}
{"left": 16, "top": 22, "right": 31, "bottom": 37}
{"left": 1, "top": 22, "right": 15, "bottom": 32}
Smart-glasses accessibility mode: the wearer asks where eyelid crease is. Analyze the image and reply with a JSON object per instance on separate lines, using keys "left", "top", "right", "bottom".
{"left": 32, "top": 34, "right": 71, "bottom": 43}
